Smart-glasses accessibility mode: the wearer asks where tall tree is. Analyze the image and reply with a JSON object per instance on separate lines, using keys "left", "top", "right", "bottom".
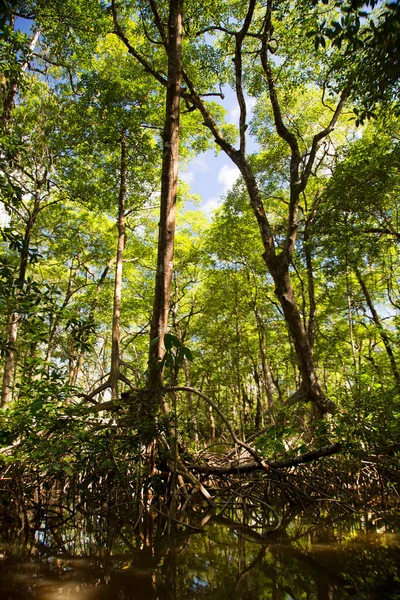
{"left": 1, "top": 80, "right": 62, "bottom": 406}
{"left": 143, "top": 0, "right": 183, "bottom": 399}
{"left": 179, "top": 0, "right": 346, "bottom": 417}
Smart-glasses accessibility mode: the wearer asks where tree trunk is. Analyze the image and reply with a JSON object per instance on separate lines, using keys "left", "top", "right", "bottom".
{"left": 45, "top": 262, "right": 76, "bottom": 364}
{"left": 0, "top": 18, "right": 41, "bottom": 406}
{"left": 147, "top": 0, "right": 183, "bottom": 401}
{"left": 346, "top": 262, "right": 358, "bottom": 374}
{"left": 1, "top": 195, "right": 40, "bottom": 408}
{"left": 233, "top": 158, "right": 334, "bottom": 417}
{"left": 209, "top": 404, "right": 215, "bottom": 443}
{"left": 1, "top": 21, "right": 40, "bottom": 128}
{"left": 268, "top": 261, "right": 334, "bottom": 417}
{"left": 70, "top": 352, "right": 84, "bottom": 387}
{"left": 1, "top": 313, "right": 18, "bottom": 407}
{"left": 253, "top": 367, "right": 263, "bottom": 430}
{"left": 110, "top": 130, "right": 127, "bottom": 400}
{"left": 254, "top": 310, "right": 276, "bottom": 424}
{"left": 183, "top": 356, "right": 198, "bottom": 445}
{"left": 355, "top": 266, "right": 400, "bottom": 387}
{"left": 304, "top": 222, "right": 317, "bottom": 352}
{"left": 113, "top": 0, "right": 347, "bottom": 418}
{"left": 179, "top": 4, "right": 347, "bottom": 417}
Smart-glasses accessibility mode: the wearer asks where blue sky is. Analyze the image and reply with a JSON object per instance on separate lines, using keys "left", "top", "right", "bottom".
{"left": 15, "top": 15, "right": 33, "bottom": 34}
{"left": 181, "top": 87, "right": 258, "bottom": 216}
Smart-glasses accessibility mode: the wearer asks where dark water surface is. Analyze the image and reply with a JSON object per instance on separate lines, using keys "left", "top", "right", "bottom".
{"left": 1, "top": 508, "right": 399, "bottom": 600}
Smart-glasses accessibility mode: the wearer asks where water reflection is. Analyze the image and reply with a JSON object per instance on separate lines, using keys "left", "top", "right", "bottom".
{"left": 0, "top": 508, "right": 399, "bottom": 600}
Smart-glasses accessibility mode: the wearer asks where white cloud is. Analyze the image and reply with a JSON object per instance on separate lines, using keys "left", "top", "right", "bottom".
{"left": 180, "top": 154, "right": 211, "bottom": 187}
{"left": 189, "top": 154, "right": 211, "bottom": 173}
{"left": 218, "top": 164, "right": 240, "bottom": 191}
{"left": 201, "top": 196, "right": 223, "bottom": 216}
{"left": 198, "top": 164, "right": 240, "bottom": 218}
{"left": 180, "top": 171, "right": 194, "bottom": 185}
{"left": 229, "top": 105, "right": 240, "bottom": 124}
{"left": 247, "top": 96, "right": 257, "bottom": 112}
{"left": 228, "top": 96, "right": 257, "bottom": 124}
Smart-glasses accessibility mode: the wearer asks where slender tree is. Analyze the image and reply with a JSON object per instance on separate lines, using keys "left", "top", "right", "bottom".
{"left": 146, "top": 0, "right": 183, "bottom": 399}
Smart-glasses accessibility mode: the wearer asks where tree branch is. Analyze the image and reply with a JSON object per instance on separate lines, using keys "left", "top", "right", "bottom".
{"left": 260, "top": 4, "right": 299, "bottom": 160}
{"left": 301, "top": 88, "right": 349, "bottom": 190}
{"left": 111, "top": 0, "right": 168, "bottom": 88}
{"left": 164, "top": 385, "right": 269, "bottom": 470}
{"left": 234, "top": 0, "right": 256, "bottom": 154}
{"left": 148, "top": 0, "right": 168, "bottom": 47}
{"left": 190, "top": 442, "right": 342, "bottom": 474}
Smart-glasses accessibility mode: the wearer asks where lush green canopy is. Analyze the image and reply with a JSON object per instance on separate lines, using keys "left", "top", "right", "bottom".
{"left": 0, "top": 0, "right": 399, "bottom": 511}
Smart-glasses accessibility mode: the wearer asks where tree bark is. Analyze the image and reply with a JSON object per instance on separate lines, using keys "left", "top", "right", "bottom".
{"left": 110, "top": 130, "right": 127, "bottom": 400}
{"left": 268, "top": 262, "right": 334, "bottom": 416}
{"left": 190, "top": 442, "right": 342, "bottom": 475}
{"left": 1, "top": 313, "right": 18, "bottom": 407}
{"left": 147, "top": 0, "right": 183, "bottom": 399}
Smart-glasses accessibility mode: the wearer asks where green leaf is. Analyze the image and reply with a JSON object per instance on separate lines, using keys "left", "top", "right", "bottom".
{"left": 62, "top": 464, "right": 74, "bottom": 476}
{"left": 164, "top": 353, "right": 174, "bottom": 367}
{"left": 164, "top": 333, "right": 181, "bottom": 350}
{"left": 182, "top": 346, "right": 193, "bottom": 361}
{"left": 164, "top": 334, "right": 174, "bottom": 351}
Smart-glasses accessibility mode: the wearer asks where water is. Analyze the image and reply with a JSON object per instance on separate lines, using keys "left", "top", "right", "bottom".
{"left": 1, "top": 507, "right": 399, "bottom": 599}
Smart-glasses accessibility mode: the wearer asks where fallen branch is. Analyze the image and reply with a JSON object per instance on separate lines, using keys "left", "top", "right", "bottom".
{"left": 78, "top": 400, "right": 119, "bottom": 415}
{"left": 70, "top": 385, "right": 341, "bottom": 480}
{"left": 189, "top": 442, "right": 342, "bottom": 475}
{"left": 164, "top": 386, "right": 269, "bottom": 471}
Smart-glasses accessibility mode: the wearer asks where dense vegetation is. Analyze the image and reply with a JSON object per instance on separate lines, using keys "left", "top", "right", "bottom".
{"left": 0, "top": 0, "right": 399, "bottom": 529}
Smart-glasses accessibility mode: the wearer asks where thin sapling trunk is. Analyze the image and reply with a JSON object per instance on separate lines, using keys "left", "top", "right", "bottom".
{"left": 110, "top": 130, "right": 127, "bottom": 400}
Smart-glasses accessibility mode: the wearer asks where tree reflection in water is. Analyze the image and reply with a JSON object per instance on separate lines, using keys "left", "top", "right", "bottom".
{"left": 0, "top": 504, "right": 399, "bottom": 600}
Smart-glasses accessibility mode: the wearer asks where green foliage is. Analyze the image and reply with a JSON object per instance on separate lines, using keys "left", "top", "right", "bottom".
{"left": 0, "top": 0, "right": 399, "bottom": 496}
{"left": 0, "top": 23, "right": 30, "bottom": 89}
{"left": 310, "top": 0, "right": 400, "bottom": 123}
{"left": 151, "top": 333, "right": 193, "bottom": 370}
{"left": 255, "top": 425, "right": 296, "bottom": 455}
{"left": 66, "top": 315, "right": 97, "bottom": 353}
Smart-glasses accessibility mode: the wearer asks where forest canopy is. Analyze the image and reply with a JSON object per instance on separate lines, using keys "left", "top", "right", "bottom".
{"left": 0, "top": 0, "right": 399, "bottom": 511}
